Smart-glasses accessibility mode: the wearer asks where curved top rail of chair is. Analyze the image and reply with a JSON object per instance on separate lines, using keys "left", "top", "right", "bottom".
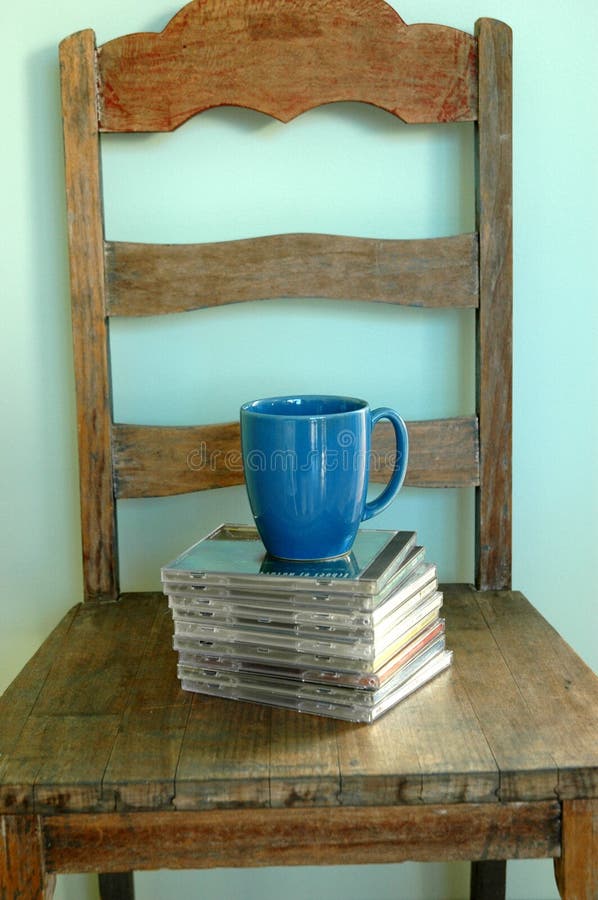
{"left": 95, "top": 0, "right": 478, "bottom": 131}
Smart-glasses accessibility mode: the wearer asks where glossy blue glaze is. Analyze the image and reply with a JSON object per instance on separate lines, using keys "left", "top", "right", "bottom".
{"left": 240, "top": 395, "right": 408, "bottom": 561}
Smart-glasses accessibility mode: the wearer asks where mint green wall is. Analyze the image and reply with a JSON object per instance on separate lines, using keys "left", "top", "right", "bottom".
{"left": 1, "top": 1, "right": 596, "bottom": 898}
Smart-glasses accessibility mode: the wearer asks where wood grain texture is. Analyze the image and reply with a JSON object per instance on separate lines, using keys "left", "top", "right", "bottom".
{"left": 554, "top": 799, "right": 598, "bottom": 899}
{"left": 60, "top": 30, "right": 119, "bottom": 602}
{"left": 335, "top": 689, "right": 423, "bottom": 806}
{"left": 102, "top": 602, "right": 192, "bottom": 811}
{"left": 174, "top": 696, "right": 271, "bottom": 810}
{"left": 474, "top": 18, "right": 513, "bottom": 591}
{"left": 31, "top": 596, "right": 160, "bottom": 719}
{"left": 0, "top": 597, "right": 161, "bottom": 814}
{"left": 104, "top": 234, "right": 479, "bottom": 315}
{"left": 268, "top": 708, "right": 341, "bottom": 808}
{"left": 0, "top": 607, "right": 78, "bottom": 763}
{"left": 0, "top": 815, "right": 55, "bottom": 899}
{"left": 97, "top": 0, "right": 477, "bottom": 131}
{"left": 336, "top": 642, "right": 499, "bottom": 806}
{"left": 176, "top": 645, "right": 495, "bottom": 810}
{"left": 475, "top": 592, "right": 598, "bottom": 801}
{"left": 112, "top": 416, "right": 480, "bottom": 499}
{"left": 378, "top": 417, "right": 480, "bottom": 489}
{"left": 1, "top": 590, "right": 597, "bottom": 819}
{"left": 448, "top": 587, "right": 559, "bottom": 802}
{"left": 42, "top": 803, "right": 560, "bottom": 873}
{"left": 0, "top": 715, "right": 121, "bottom": 815}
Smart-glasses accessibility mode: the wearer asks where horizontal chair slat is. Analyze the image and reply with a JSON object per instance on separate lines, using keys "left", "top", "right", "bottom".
{"left": 43, "top": 803, "right": 560, "bottom": 872}
{"left": 97, "top": 0, "right": 477, "bottom": 131}
{"left": 105, "top": 233, "right": 479, "bottom": 316}
{"left": 112, "top": 416, "right": 480, "bottom": 499}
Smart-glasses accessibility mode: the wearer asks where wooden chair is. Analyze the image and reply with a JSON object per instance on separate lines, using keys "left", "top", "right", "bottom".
{"left": 1, "top": 1, "right": 597, "bottom": 898}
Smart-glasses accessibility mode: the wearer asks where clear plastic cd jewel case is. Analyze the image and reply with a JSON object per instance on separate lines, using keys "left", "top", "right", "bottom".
{"left": 164, "top": 542, "right": 425, "bottom": 607}
{"left": 161, "top": 524, "right": 417, "bottom": 606}
{"left": 176, "top": 618, "right": 446, "bottom": 689}
{"left": 163, "top": 523, "right": 452, "bottom": 721}
{"left": 172, "top": 591, "right": 442, "bottom": 660}
{"left": 167, "top": 558, "right": 435, "bottom": 632}
{"left": 172, "top": 604, "right": 441, "bottom": 674}
{"left": 177, "top": 634, "right": 447, "bottom": 705}
{"left": 163, "top": 545, "right": 425, "bottom": 615}
{"left": 179, "top": 651, "right": 453, "bottom": 724}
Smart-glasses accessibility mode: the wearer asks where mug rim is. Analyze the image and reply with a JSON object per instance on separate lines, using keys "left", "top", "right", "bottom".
{"left": 240, "top": 394, "right": 368, "bottom": 419}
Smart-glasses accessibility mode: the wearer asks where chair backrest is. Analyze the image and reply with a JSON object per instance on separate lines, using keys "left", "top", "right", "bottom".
{"left": 59, "top": 0, "right": 512, "bottom": 602}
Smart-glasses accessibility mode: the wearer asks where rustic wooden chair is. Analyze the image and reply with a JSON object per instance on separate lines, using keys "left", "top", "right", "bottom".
{"left": 1, "top": 1, "right": 597, "bottom": 899}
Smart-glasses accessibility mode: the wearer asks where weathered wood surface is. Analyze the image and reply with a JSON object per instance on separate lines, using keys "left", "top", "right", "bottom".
{"left": 475, "top": 592, "right": 598, "bottom": 801}
{"left": 41, "top": 803, "right": 560, "bottom": 873}
{"left": 0, "top": 714, "right": 121, "bottom": 816}
{"left": 554, "top": 799, "right": 598, "bottom": 899}
{"left": 97, "top": 0, "right": 477, "bottom": 131}
{"left": 112, "top": 416, "right": 480, "bottom": 499}
{"left": 474, "top": 18, "right": 513, "bottom": 591}
{"left": 377, "top": 416, "right": 480, "bottom": 490}
{"left": 101, "top": 604, "right": 192, "bottom": 812}
{"left": 336, "top": 638, "right": 499, "bottom": 806}
{"left": 104, "top": 234, "right": 479, "bottom": 315}
{"left": 1, "top": 589, "right": 597, "bottom": 817}
{"left": 0, "top": 607, "right": 78, "bottom": 767}
{"left": 0, "top": 815, "right": 55, "bottom": 899}
{"left": 174, "top": 696, "right": 272, "bottom": 811}
{"left": 268, "top": 707, "right": 341, "bottom": 809}
{"left": 60, "top": 30, "right": 119, "bottom": 602}
{"left": 0, "top": 597, "right": 161, "bottom": 814}
{"left": 449, "top": 588, "right": 560, "bottom": 802}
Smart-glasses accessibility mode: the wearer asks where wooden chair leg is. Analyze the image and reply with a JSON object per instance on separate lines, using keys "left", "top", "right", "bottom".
{"left": 554, "top": 799, "right": 598, "bottom": 899}
{"left": 1, "top": 814, "right": 55, "bottom": 899}
{"left": 470, "top": 860, "right": 507, "bottom": 900}
{"left": 98, "top": 872, "right": 135, "bottom": 900}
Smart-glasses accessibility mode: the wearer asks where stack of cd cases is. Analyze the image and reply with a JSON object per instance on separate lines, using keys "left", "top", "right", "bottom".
{"left": 161, "top": 524, "right": 452, "bottom": 723}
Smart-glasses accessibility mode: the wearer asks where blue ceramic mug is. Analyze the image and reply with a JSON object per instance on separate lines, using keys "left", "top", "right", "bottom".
{"left": 240, "top": 395, "right": 409, "bottom": 561}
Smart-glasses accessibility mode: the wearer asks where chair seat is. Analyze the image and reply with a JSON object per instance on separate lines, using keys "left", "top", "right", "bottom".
{"left": 1, "top": 587, "right": 597, "bottom": 871}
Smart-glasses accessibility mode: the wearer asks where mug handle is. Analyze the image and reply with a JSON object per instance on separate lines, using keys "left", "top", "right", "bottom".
{"left": 362, "top": 408, "right": 409, "bottom": 522}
